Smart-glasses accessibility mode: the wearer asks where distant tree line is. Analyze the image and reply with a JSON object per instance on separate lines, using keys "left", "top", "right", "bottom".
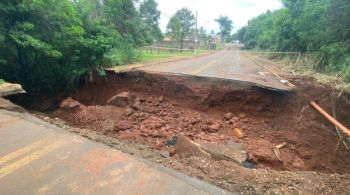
{"left": 166, "top": 8, "right": 234, "bottom": 50}
{"left": 234, "top": 0, "right": 350, "bottom": 81}
{"left": 0, "top": 0, "right": 162, "bottom": 96}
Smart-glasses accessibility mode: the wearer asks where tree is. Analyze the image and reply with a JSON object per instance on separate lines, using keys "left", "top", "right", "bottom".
{"left": 234, "top": 0, "right": 350, "bottom": 81}
{"left": 103, "top": 0, "right": 147, "bottom": 45}
{"left": 199, "top": 27, "right": 209, "bottom": 48}
{"left": 215, "top": 16, "right": 233, "bottom": 43}
{"left": 0, "top": 0, "right": 83, "bottom": 94}
{"left": 140, "top": 0, "right": 163, "bottom": 43}
{"left": 166, "top": 8, "right": 195, "bottom": 51}
{"left": 0, "top": 0, "right": 143, "bottom": 98}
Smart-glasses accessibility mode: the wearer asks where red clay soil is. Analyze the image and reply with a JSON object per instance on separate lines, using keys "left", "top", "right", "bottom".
{"left": 51, "top": 71, "right": 350, "bottom": 174}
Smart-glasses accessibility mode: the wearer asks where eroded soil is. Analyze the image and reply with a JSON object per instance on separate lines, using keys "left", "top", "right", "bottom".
{"left": 19, "top": 70, "right": 350, "bottom": 194}
{"left": 49, "top": 71, "right": 350, "bottom": 173}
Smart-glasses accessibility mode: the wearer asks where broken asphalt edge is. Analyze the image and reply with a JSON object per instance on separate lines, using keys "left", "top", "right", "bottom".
{"left": 0, "top": 82, "right": 26, "bottom": 97}
{"left": 123, "top": 70, "right": 294, "bottom": 93}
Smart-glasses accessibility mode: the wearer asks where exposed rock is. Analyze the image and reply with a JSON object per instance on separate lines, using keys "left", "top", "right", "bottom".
{"left": 60, "top": 97, "right": 82, "bottom": 112}
{"left": 202, "top": 143, "right": 247, "bottom": 164}
{"left": 224, "top": 112, "right": 233, "bottom": 120}
{"left": 243, "top": 160, "right": 256, "bottom": 169}
{"left": 169, "top": 148, "right": 176, "bottom": 156}
{"left": 246, "top": 153, "right": 256, "bottom": 161}
{"left": 158, "top": 96, "right": 164, "bottom": 103}
{"left": 233, "top": 128, "right": 244, "bottom": 139}
{"left": 114, "top": 121, "right": 133, "bottom": 131}
{"left": 248, "top": 139, "right": 276, "bottom": 163}
{"left": 292, "top": 157, "right": 306, "bottom": 169}
{"left": 153, "top": 142, "right": 164, "bottom": 150}
{"left": 298, "top": 149, "right": 313, "bottom": 160}
{"left": 231, "top": 117, "right": 240, "bottom": 123}
{"left": 160, "top": 150, "right": 170, "bottom": 158}
{"left": 242, "top": 118, "right": 249, "bottom": 123}
{"left": 208, "top": 123, "right": 221, "bottom": 133}
{"left": 142, "top": 106, "right": 159, "bottom": 113}
{"left": 124, "top": 108, "right": 133, "bottom": 116}
{"left": 226, "top": 141, "right": 244, "bottom": 150}
{"left": 175, "top": 134, "right": 211, "bottom": 159}
{"left": 107, "top": 92, "right": 130, "bottom": 107}
{"left": 132, "top": 100, "right": 143, "bottom": 110}
{"left": 239, "top": 113, "right": 246, "bottom": 118}
{"left": 173, "top": 154, "right": 180, "bottom": 160}
{"left": 165, "top": 136, "right": 178, "bottom": 146}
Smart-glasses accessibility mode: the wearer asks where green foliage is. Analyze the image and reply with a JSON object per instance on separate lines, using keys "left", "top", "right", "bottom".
{"left": 140, "top": 0, "right": 163, "bottom": 42}
{"left": 103, "top": 0, "right": 148, "bottom": 45}
{"left": 215, "top": 16, "right": 233, "bottom": 43}
{"left": 166, "top": 8, "right": 195, "bottom": 50}
{"left": 0, "top": 0, "right": 160, "bottom": 97}
{"left": 103, "top": 39, "right": 141, "bottom": 66}
{"left": 235, "top": 0, "right": 350, "bottom": 81}
{"left": 198, "top": 27, "right": 210, "bottom": 48}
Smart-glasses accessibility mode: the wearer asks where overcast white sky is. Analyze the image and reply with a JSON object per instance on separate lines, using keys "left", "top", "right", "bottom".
{"left": 154, "top": 0, "right": 283, "bottom": 33}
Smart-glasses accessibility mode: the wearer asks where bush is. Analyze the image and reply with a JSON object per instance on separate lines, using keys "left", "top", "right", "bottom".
{"left": 235, "top": 0, "right": 350, "bottom": 84}
{"left": 0, "top": 0, "right": 146, "bottom": 97}
{"left": 103, "top": 40, "right": 140, "bottom": 66}
{"left": 343, "top": 58, "right": 350, "bottom": 82}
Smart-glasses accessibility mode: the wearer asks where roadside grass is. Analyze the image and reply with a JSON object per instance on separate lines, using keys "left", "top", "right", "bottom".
{"left": 107, "top": 50, "right": 209, "bottom": 73}
{"left": 257, "top": 53, "right": 350, "bottom": 94}
{"left": 139, "top": 50, "right": 207, "bottom": 63}
{"left": 106, "top": 50, "right": 207, "bottom": 72}
{"left": 0, "top": 79, "right": 5, "bottom": 84}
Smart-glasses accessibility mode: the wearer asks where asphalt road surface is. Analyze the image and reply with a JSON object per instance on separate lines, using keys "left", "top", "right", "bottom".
{"left": 0, "top": 110, "right": 231, "bottom": 195}
{"left": 138, "top": 51, "right": 291, "bottom": 91}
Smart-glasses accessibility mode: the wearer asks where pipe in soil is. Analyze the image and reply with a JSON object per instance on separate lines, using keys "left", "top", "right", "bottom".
{"left": 310, "top": 101, "right": 350, "bottom": 138}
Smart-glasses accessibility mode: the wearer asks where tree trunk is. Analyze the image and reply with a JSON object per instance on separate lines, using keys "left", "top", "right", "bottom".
{"left": 16, "top": 45, "right": 28, "bottom": 85}
{"left": 180, "top": 39, "right": 183, "bottom": 53}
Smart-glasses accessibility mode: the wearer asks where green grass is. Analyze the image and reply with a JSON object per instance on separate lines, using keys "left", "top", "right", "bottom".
{"left": 107, "top": 50, "right": 209, "bottom": 73}
{"left": 139, "top": 50, "right": 207, "bottom": 63}
{"left": 0, "top": 79, "right": 5, "bottom": 84}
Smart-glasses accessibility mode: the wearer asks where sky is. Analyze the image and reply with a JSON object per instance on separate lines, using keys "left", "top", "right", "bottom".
{"left": 154, "top": 0, "right": 283, "bottom": 33}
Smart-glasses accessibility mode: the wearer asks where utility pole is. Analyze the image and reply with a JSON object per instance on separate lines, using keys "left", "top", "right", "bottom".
{"left": 196, "top": 11, "right": 198, "bottom": 33}
{"left": 195, "top": 11, "right": 198, "bottom": 53}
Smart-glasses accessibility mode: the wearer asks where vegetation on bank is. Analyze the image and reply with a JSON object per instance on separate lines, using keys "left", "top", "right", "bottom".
{"left": 139, "top": 50, "right": 206, "bottom": 63}
{"left": 234, "top": 0, "right": 350, "bottom": 82}
{"left": 0, "top": 0, "right": 221, "bottom": 98}
{"left": 0, "top": 0, "right": 162, "bottom": 96}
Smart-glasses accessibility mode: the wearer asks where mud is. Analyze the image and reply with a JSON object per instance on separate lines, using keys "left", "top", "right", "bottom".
{"left": 49, "top": 70, "right": 350, "bottom": 174}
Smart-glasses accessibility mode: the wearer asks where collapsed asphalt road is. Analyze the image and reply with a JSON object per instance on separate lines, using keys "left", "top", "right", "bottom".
{"left": 40, "top": 68, "right": 349, "bottom": 194}
{"left": 3, "top": 52, "right": 350, "bottom": 194}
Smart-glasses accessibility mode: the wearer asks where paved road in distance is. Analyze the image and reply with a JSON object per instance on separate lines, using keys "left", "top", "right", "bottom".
{"left": 137, "top": 51, "right": 292, "bottom": 91}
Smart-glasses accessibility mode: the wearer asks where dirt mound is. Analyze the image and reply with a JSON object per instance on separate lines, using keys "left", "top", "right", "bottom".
{"left": 50, "top": 71, "right": 350, "bottom": 174}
